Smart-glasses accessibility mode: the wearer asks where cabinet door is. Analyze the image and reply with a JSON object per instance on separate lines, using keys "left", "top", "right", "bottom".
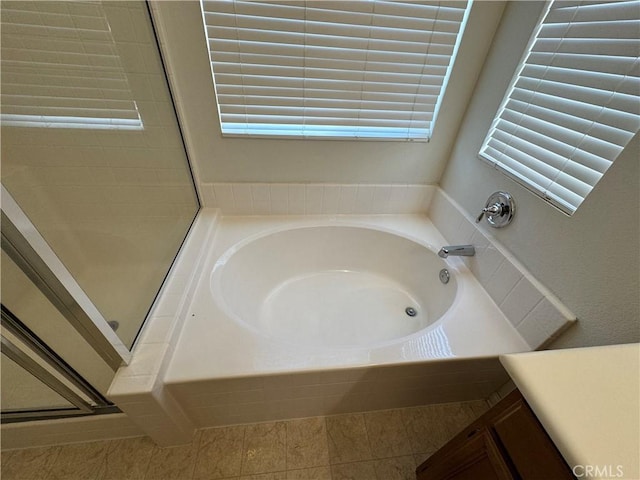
{"left": 492, "top": 398, "right": 575, "bottom": 479}
{"left": 416, "top": 429, "right": 514, "bottom": 480}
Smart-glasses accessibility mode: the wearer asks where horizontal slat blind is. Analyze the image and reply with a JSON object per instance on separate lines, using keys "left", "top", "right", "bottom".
{"left": 480, "top": 0, "right": 640, "bottom": 214}
{"left": 0, "top": 2, "right": 143, "bottom": 130}
{"left": 200, "top": 0, "right": 470, "bottom": 139}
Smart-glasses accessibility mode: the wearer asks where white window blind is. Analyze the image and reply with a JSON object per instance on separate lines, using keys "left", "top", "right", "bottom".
{"left": 480, "top": 0, "right": 640, "bottom": 215}
{"left": 200, "top": 0, "right": 471, "bottom": 140}
{"left": 0, "top": 2, "right": 143, "bottom": 130}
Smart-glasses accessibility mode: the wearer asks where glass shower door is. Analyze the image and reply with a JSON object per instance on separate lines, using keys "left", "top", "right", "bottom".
{"left": 0, "top": 1, "right": 199, "bottom": 350}
{"left": 1, "top": 356, "right": 77, "bottom": 414}
{"left": 1, "top": 249, "right": 116, "bottom": 395}
{"left": 1, "top": 303, "right": 115, "bottom": 421}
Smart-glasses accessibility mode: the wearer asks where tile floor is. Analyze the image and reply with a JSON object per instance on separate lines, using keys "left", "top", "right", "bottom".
{"left": 1, "top": 400, "right": 488, "bottom": 480}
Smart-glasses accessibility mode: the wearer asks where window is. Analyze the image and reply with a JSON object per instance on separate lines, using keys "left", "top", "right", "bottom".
{"left": 480, "top": 0, "right": 640, "bottom": 215}
{"left": 199, "top": 0, "right": 471, "bottom": 140}
{"left": 0, "top": 2, "right": 143, "bottom": 130}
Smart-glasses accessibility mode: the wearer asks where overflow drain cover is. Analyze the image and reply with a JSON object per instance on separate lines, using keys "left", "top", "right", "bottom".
{"left": 439, "top": 268, "right": 450, "bottom": 284}
{"left": 405, "top": 307, "right": 417, "bottom": 317}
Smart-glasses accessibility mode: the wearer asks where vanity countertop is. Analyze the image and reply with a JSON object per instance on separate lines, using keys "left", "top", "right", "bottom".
{"left": 500, "top": 343, "right": 639, "bottom": 480}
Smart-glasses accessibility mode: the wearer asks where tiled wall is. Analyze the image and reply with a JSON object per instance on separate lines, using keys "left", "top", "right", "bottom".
{"left": 429, "top": 188, "right": 576, "bottom": 349}
{"left": 166, "top": 357, "right": 508, "bottom": 428}
{"left": 198, "top": 183, "right": 435, "bottom": 215}
{"left": 106, "top": 209, "right": 220, "bottom": 447}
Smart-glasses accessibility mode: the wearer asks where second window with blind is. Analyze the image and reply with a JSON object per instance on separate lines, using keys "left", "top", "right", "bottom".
{"left": 480, "top": 0, "right": 640, "bottom": 215}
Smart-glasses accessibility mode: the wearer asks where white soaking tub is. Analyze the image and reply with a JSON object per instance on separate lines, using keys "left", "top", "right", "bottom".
{"left": 164, "top": 214, "right": 529, "bottom": 427}
{"left": 212, "top": 225, "right": 458, "bottom": 349}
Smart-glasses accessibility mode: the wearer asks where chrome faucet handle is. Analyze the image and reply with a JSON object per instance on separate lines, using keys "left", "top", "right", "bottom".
{"left": 476, "top": 192, "right": 515, "bottom": 228}
{"left": 476, "top": 203, "right": 503, "bottom": 223}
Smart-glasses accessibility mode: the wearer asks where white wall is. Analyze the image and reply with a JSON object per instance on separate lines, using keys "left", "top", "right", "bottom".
{"left": 150, "top": 1, "right": 506, "bottom": 185}
{"left": 439, "top": 2, "right": 640, "bottom": 349}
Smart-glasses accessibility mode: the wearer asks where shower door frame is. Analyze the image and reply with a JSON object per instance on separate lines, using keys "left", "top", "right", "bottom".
{"left": 1, "top": 186, "right": 132, "bottom": 371}
{"left": 1, "top": 186, "right": 129, "bottom": 422}
{"left": 1, "top": 306, "right": 120, "bottom": 423}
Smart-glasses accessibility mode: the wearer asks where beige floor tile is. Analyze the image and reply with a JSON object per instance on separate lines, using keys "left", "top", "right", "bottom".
{"left": 285, "top": 417, "right": 329, "bottom": 470}
{"left": 144, "top": 431, "right": 201, "bottom": 480}
{"left": 47, "top": 441, "right": 111, "bottom": 480}
{"left": 331, "top": 461, "right": 376, "bottom": 480}
{"left": 429, "top": 401, "right": 484, "bottom": 439}
{"left": 239, "top": 472, "right": 286, "bottom": 480}
{"left": 401, "top": 401, "right": 481, "bottom": 455}
{"left": 1, "top": 450, "right": 14, "bottom": 466}
{"left": 372, "top": 456, "right": 416, "bottom": 480}
{"left": 1, "top": 400, "right": 488, "bottom": 480}
{"left": 241, "top": 422, "right": 286, "bottom": 475}
{"left": 326, "top": 414, "right": 372, "bottom": 465}
{"left": 1, "top": 446, "right": 60, "bottom": 480}
{"left": 468, "top": 399, "right": 490, "bottom": 417}
{"left": 401, "top": 406, "right": 445, "bottom": 455}
{"left": 100, "top": 437, "right": 155, "bottom": 480}
{"left": 363, "top": 410, "right": 412, "bottom": 459}
{"left": 285, "top": 466, "right": 331, "bottom": 480}
{"left": 193, "top": 425, "right": 245, "bottom": 480}
{"left": 413, "top": 452, "right": 433, "bottom": 469}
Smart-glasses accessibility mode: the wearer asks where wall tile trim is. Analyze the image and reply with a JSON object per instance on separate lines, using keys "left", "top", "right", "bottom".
{"left": 199, "top": 183, "right": 435, "bottom": 216}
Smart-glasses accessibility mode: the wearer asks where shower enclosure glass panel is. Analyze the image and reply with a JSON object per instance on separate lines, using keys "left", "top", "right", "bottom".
{"left": 1, "top": 356, "right": 74, "bottom": 411}
{"left": 1, "top": 250, "right": 115, "bottom": 394}
{"left": 0, "top": 1, "right": 199, "bottom": 348}
{"left": 1, "top": 303, "right": 113, "bottom": 421}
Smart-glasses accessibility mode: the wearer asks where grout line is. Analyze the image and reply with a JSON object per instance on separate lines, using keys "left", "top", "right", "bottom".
{"left": 359, "top": 412, "right": 375, "bottom": 464}
{"left": 397, "top": 408, "right": 415, "bottom": 461}
{"left": 190, "top": 430, "right": 204, "bottom": 480}
{"left": 515, "top": 296, "right": 545, "bottom": 329}
{"left": 139, "top": 439, "right": 154, "bottom": 480}
{"left": 239, "top": 424, "right": 248, "bottom": 476}
{"left": 141, "top": 443, "right": 156, "bottom": 480}
{"left": 284, "top": 418, "right": 288, "bottom": 472}
{"left": 499, "top": 275, "right": 525, "bottom": 310}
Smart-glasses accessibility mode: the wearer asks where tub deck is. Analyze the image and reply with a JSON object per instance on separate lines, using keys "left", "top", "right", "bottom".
{"left": 162, "top": 214, "right": 529, "bottom": 427}
{"left": 167, "top": 214, "right": 528, "bottom": 381}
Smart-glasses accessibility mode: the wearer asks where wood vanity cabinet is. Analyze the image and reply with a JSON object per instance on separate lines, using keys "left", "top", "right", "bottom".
{"left": 416, "top": 389, "right": 576, "bottom": 480}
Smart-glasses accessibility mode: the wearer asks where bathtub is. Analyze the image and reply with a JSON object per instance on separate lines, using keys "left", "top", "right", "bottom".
{"left": 212, "top": 225, "right": 458, "bottom": 349}
{"left": 164, "top": 214, "right": 529, "bottom": 426}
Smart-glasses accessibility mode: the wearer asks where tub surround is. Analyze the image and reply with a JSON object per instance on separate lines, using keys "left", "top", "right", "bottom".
{"left": 167, "top": 359, "right": 507, "bottom": 430}
{"left": 19, "top": 185, "right": 576, "bottom": 448}
{"left": 167, "top": 214, "right": 528, "bottom": 382}
{"left": 198, "top": 183, "right": 435, "bottom": 215}
{"left": 429, "top": 188, "right": 577, "bottom": 349}
{"left": 164, "top": 214, "right": 529, "bottom": 431}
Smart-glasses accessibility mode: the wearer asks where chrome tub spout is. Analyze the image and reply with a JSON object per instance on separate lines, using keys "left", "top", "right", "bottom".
{"left": 438, "top": 245, "right": 475, "bottom": 258}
